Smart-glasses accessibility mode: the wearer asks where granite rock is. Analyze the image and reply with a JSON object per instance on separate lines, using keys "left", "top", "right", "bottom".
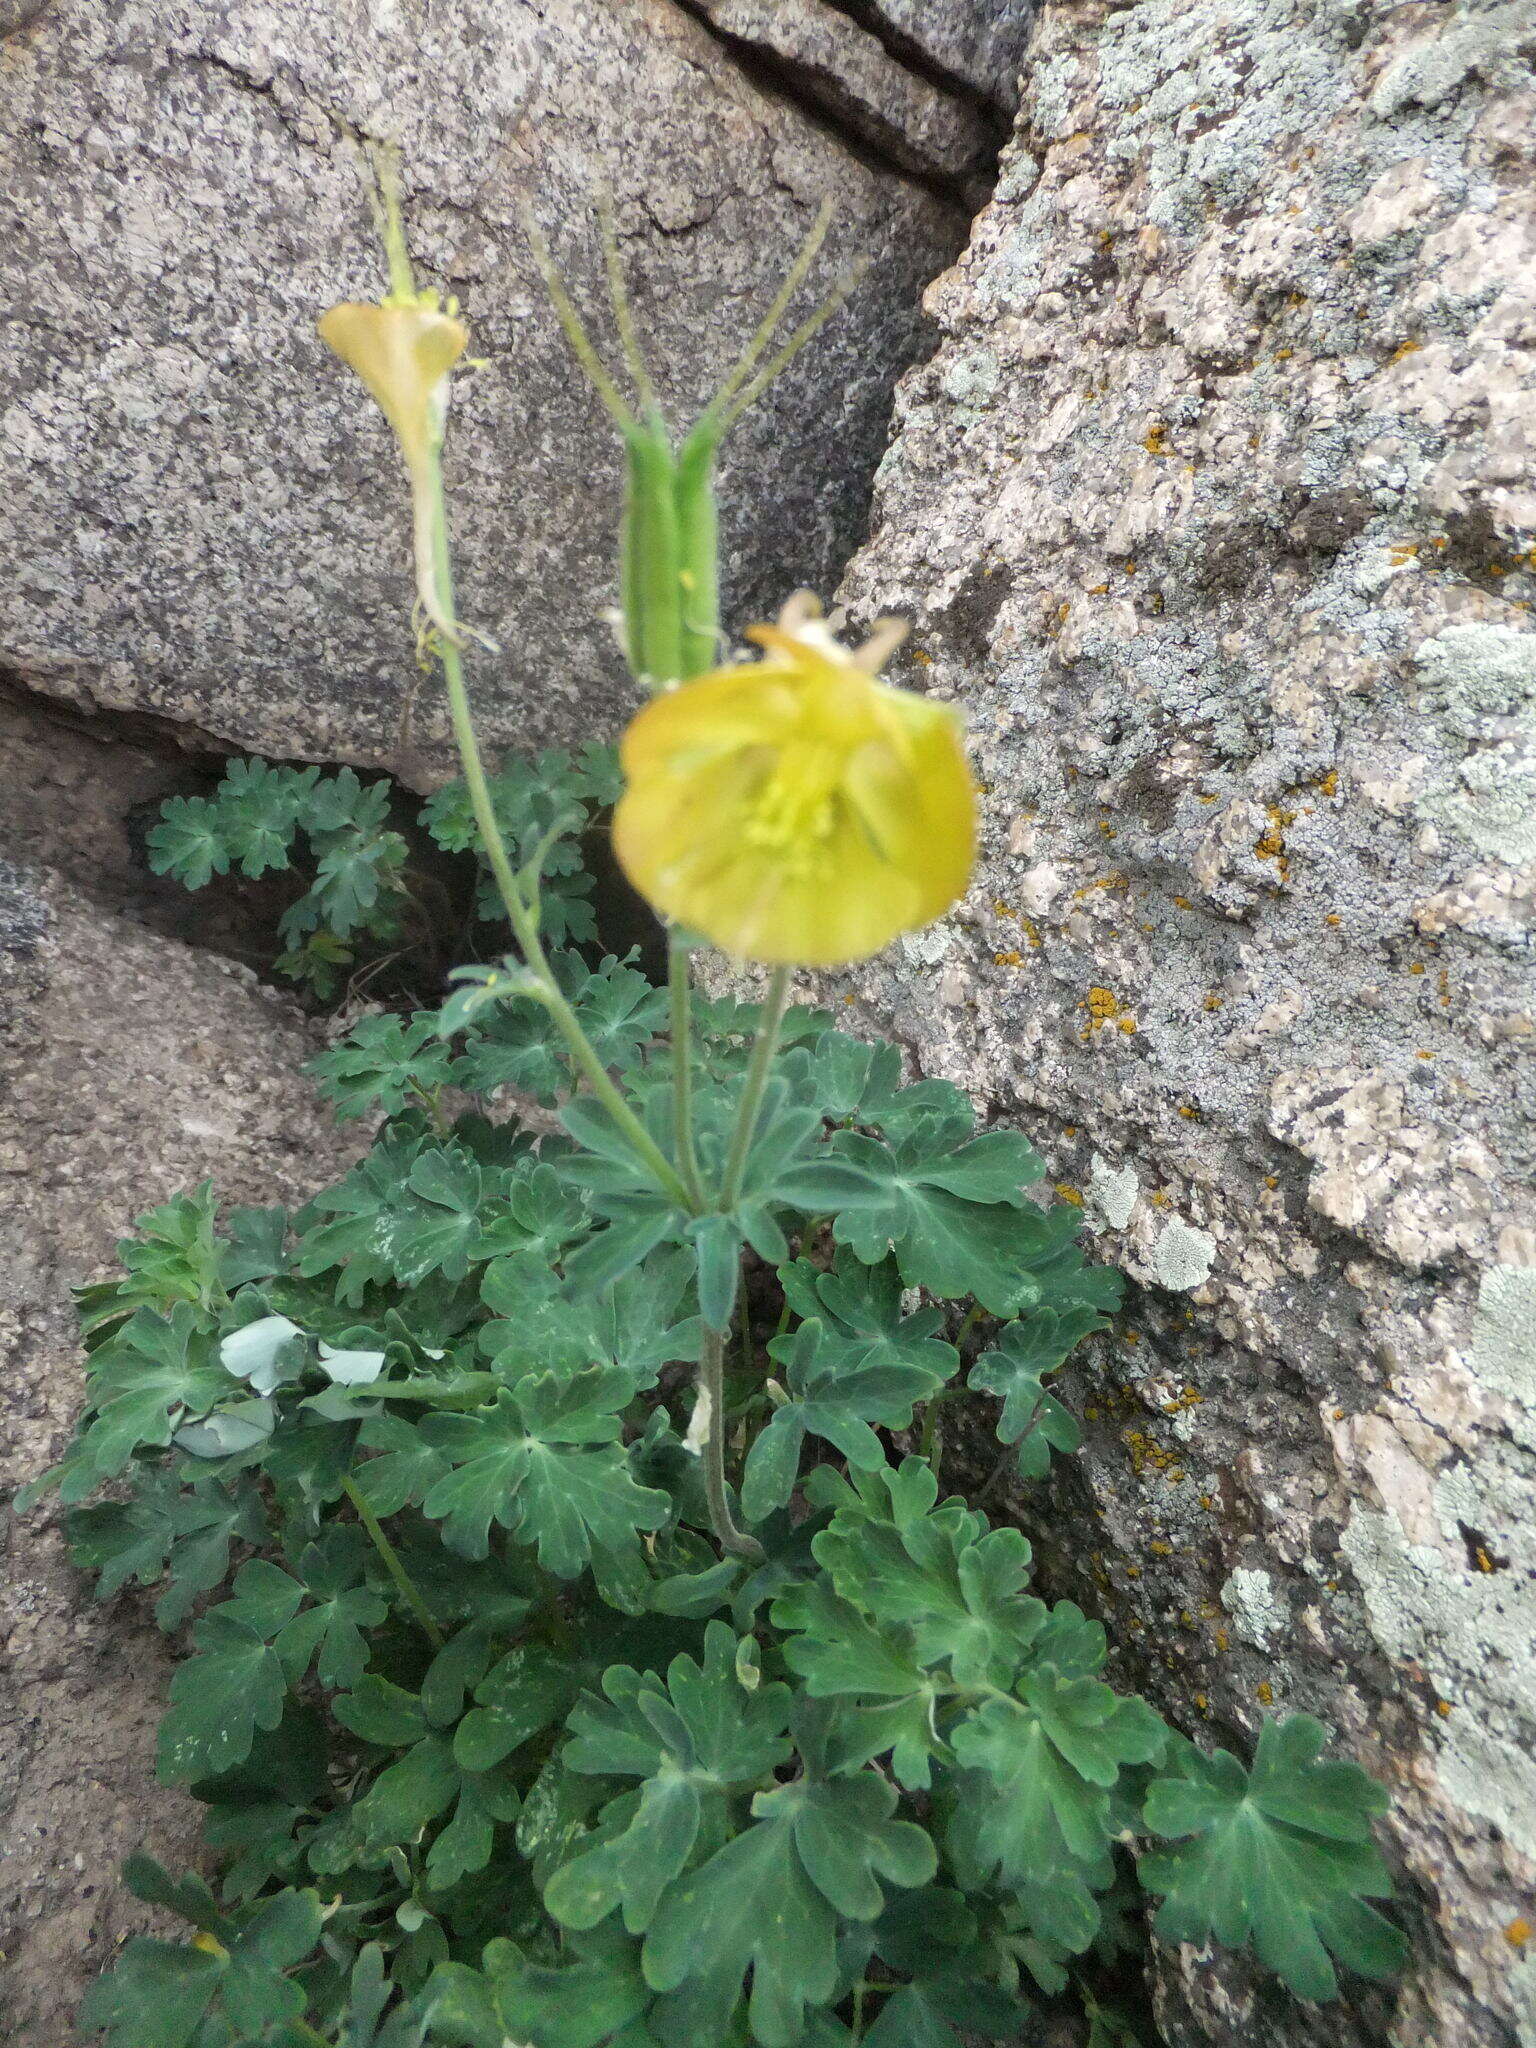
{"left": 825, "top": 1, "right": 1536, "bottom": 2041}
{"left": 0, "top": 0, "right": 964, "bottom": 778}
{"left": 0, "top": 867, "right": 367, "bottom": 2043}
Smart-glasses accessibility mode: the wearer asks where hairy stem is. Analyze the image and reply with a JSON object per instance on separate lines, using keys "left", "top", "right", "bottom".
{"left": 426, "top": 466, "right": 695, "bottom": 1212}
{"left": 719, "top": 966, "right": 792, "bottom": 1211}
{"left": 668, "top": 934, "right": 705, "bottom": 1210}
{"left": 698, "top": 1325, "right": 765, "bottom": 1563}
{"left": 343, "top": 1476, "right": 445, "bottom": 1651}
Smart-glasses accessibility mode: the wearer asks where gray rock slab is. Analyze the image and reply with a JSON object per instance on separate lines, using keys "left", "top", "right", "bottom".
{"left": 0, "top": 0, "right": 964, "bottom": 780}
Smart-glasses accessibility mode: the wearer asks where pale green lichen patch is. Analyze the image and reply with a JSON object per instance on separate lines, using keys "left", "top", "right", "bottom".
{"left": 1153, "top": 1217, "right": 1216, "bottom": 1291}
{"left": 1414, "top": 625, "right": 1536, "bottom": 863}
{"left": 1468, "top": 1264, "right": 1536, "bottom": 1413}
{"left": 1089, "top": 1153, "right": 1139, "bottom": 1230}
{"left": 1220, "top": 1565, "right": 1287, "bottom": 1648}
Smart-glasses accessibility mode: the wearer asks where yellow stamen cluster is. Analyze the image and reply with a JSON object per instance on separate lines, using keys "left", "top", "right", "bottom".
{"left": 613, "top": 596, "right": 976, "bottom": 966}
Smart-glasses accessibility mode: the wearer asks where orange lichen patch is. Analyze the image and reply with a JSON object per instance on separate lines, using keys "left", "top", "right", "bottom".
{"left": 1389, "top": 543, "right": 1419, "bottom": 566}
{"left": 993, "top": 949, "right": 1024, "bottom": 968}
{"left": 1439, "top": 967, "right": 1452, "bottom": 1008}
{"left": 1177, "top": 1103, "right": 1199, "bottom": 1119}
{"left": 1143, "top": 423, "right": 1169, "bottom": 456}
{"left": 1410, "top": 961, "right": 1426, "bottom": 975}
{"left": 1055, "top": 1183, "right": 1085, "bottom": 1207}
{"left": 1214, "top": 1627, "right": 1231, "bottom": 1652}
{"left": 910, "top": 647, "right": 933, "bottom": 665}
{"left": 1197, "top": 792, "right": 1218, "bottom": 804}
{"left": 1203, "top": 993, "right": 1225, "bottom": 1012}
{"left": 1390, "top": 337, "right": 1421, "bottom": 362}
{"left": 1074, "top": 870, "right": 1130, "bottom": 900}
{"left": 1316, "top": 768, "right": 1338, "bottom": 797}
{"left": 1254, "top": 802, "right": 1296, "bottom": 878}
{"left": 1086, "top": 581, "right": 1109, "bottom": 595}
{"left": 1194, "top": 1692, "right": 1209, "bottom": 1714}
{"left": 1173, "top": 894, "right": 1192, "bottom": 909}
{"left": 1256, "top": 1681, "right": 1274, "bottom": 1705}
{"left": 1119, "top": 1016, "right": 1138, "bottom": 1035}
{"left": 1504, "top": 1919, "right": 1532, "bottom": 1948}
{"left": 1417, "top": 1049, "right": 1433, "bottom": 1060}
{"left": 1150, "top": 1188, "right": 1170, "bottom": 1207}
{"left": 1150, "top": 1540, "right": 1173, "bottom": 1557}
{"left": 1274, "top": 347, "right": 1293, "bottom": 362}
{"left": 1099, "top": 821, "right": 1118, "bottom": 838}
{"left": 842, "top": 992, "right": 857, "bottom": 1006}
{"left": 1083, "top": 985, "right": 1131, "bottom": 1034}
{"left": 1475, "top": 1547, "right": 1497, "bottom": 1574}
{"left": 1434, "top": 1698, "right": 1453, "bottom": 1717}
{"left": 1325, "top": 912, "right": 1342, "bottom": 926}
{"left": 1265, "top": 1175, "right": 1279, "bottom": 1189}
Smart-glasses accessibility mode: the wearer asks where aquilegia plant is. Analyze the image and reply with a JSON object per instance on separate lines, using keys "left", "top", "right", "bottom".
{"left": 28, "top": 150, "right": 1406, "bottom": 2046}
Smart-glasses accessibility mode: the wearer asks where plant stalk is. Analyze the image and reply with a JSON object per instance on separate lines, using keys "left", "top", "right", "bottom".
{"left": 698, "top": 1325, "right": 765, "bottom": 1563}
{"left": 668, "top": 934, "right": 705, "bottom": 1210}
{"left": 425, "top": 463, "right": 694, "bottom": 1213}
{"left": 719, "top": 965, "right": 792, "bottom": 1210}
{"left": 343, "top": 1475, "right": 445, "bottom": 1650}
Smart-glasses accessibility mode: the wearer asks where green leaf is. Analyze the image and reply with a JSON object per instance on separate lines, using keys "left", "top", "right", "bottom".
{"left": 829, "top": 1123, "right": 1052, "bottom": 1313}
{"left": 454, "top": 1646, "right": 574, "bottom": 1771}
{"left": 353, "top": 1412, "right": 454, "bottom": 1517}
{"left": 644, "top": 1771, "right": 932, "bottom": 2046}
{"left": 309, "top": 1014, "right": 456, "bottom": 1121}
{"left": 689, "top": 1214, "right": 741, "bottom": 1333}
{"left": 810, "top": 1459, "right": 1044, "bottom": 1689}
{"left": 743, "top": 1311, "right": 957, "bottom": 1524}
{"left": 61, "top": 1303, "right": 231, "bottom": 1501}
{"left": 969, "top": 1316, "right": 1100, "bottom": 1479}
{"left": 1140, "top": 1716, "right": 1407, "bottom": 2000}
{"left": 66, "top": 1469, "right": 266, "bottom": 1630}
{"left": 217, "top": 757, "right": 320, "bottom": 877}
{"left": 146, "top": 794, "right": 231, "bottom": 891}
{"left": 157, "top": 1611, "right": 288, "bottom": 1783}
{"left": 950, "top": 1677, "right": 1165, "bottom": 1882}
{"left": 427, "top": 1933, "right": 651, "bottom": 2048}
{"left": 547, "top": 1624, "right": 792, "bottom": 1939}
{"left": 421, "top": 1374, "right": 668, "bottom": 1574}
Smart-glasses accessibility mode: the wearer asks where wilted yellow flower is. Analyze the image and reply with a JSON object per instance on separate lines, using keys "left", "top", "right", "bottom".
{"left": 613, "top": 596, "right": 976, "bottom": 965}
{"left": 317, "top": 297, "right": 467, "bottom": 475}
{"left": 317, "top": 147, "right": 469, "bottom": 636}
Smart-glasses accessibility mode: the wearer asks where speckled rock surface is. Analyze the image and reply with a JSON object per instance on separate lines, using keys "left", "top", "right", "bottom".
{"left": 0, "top": 868, "right": 367, "bottom": 2043}
{"left": 0, "top": 0, "right": 963, "bottom": 778}
{"left": 824, "top": 2, "right": 1536, "bottom": 2042}
{"left": 682, "top": 0, "right": 998, "bottom": 182}
{"left": 844, "top": 0, "right": 1036, "bottom": 107}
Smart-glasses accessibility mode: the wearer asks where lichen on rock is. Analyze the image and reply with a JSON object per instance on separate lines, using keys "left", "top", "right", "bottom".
{"left": 825, "top": 0, "right": 1536, "bottom": 2040}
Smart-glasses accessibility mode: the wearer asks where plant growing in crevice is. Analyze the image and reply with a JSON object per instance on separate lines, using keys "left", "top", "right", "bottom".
{"left": 27, "top": 150, "right": 1406, "bottom": 2047}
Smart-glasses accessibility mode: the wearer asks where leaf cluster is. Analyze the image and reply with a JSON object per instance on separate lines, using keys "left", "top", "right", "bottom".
{"left": 149, "top": 747, "right": 616, "bottom": 997}
{"left": 42, "top": 868, "right": 1402, "bottom": 2048}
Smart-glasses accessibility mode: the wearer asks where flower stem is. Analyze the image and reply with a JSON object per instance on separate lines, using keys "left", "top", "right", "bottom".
{"left": 425, "top": 463, "right": 694, "bottom": 1213}
{"left": 343, "top": 1475, "right": 445, "bottom": 1651}
{"left": 668, "top": 934, "right": 705, "bottom": 1210}
{"left": 719, "top": 965, "right": 791, "bottom": 1211}
{"left": 698, "top": 1325, "right": 764, "bottom": 1563}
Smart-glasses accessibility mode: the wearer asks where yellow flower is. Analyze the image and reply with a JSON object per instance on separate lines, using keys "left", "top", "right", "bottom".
{"left": 317, "top": 298, "right": 467, "bottom": 475}
{"left": 613, "top": 596, "right": 976, "bottom": 965}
